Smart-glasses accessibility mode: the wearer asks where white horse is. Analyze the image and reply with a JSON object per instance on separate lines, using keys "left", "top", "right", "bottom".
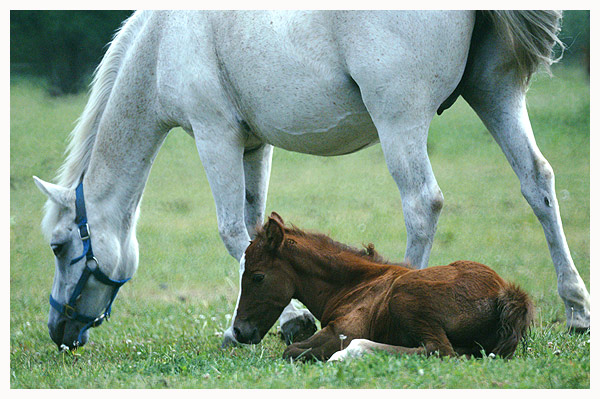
{"left": 34, "top": 10, "right": 590, "bottom": 350}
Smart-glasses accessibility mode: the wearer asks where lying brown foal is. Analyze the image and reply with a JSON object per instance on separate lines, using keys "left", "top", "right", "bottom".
{"left": 233, "top": 213, "right": 534, "bottom": 361}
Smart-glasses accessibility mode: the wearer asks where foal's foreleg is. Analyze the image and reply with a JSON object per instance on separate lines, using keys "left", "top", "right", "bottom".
{"left": 283, "top": 325, "right": 348, "bottom": 361}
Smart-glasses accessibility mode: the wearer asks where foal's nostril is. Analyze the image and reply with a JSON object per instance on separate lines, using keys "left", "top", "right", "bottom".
{"left": 233, "top": 326, "right": 242, "bottom": 341}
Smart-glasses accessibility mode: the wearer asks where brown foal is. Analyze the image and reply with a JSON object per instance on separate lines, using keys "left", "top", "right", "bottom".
{"left": 233, "top": 213, "right": 534, "bottom": 361}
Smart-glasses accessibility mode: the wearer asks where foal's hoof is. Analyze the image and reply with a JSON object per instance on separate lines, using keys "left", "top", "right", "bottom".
{"left": 280, "top": 313, "right": 317, "bottom": 345}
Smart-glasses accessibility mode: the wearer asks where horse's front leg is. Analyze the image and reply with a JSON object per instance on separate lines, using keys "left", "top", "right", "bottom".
{"left": 242, "top": 144, "right": 317, "bottom": 345}
{"left": 192, "top": 119, "right": 252, "bottom": 347}
{"left": 242, "top": 144, "right": 273, "bottom": 237}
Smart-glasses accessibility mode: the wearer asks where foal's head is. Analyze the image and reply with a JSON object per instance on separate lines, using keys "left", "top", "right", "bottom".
{"left": 233, "top": 212, "right": 298, "bottom": 344}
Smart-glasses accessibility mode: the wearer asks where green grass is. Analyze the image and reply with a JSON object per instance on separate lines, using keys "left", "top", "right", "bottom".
{"left": 10, "top": 66, "right": 590, "bottom": 388}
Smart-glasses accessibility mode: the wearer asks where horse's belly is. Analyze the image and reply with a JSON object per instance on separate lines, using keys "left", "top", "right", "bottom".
{"left": 211, "top": 11, "right": 380, "bottom": 155}
{"left": 248, "top": 107, "right": 379, "bottom": 156}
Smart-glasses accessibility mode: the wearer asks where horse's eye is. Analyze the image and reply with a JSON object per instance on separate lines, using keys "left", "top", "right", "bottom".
{"left": 252, "top": 273, "right": 265, "bottom": 283}
{"left": 50, "top": 243, "right": 65, "bottom": 256}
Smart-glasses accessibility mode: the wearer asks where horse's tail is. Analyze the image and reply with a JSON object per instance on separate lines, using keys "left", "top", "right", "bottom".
{"left": 483, "top": 10, "right": 564, "bottom": 87}
{"left": 492, "top": 282, "right": 535, "bottom": 358}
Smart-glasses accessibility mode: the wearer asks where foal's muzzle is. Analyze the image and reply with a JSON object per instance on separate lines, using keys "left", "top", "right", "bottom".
{"left": 233, "top": 320, "right": 261, "bottom": 344}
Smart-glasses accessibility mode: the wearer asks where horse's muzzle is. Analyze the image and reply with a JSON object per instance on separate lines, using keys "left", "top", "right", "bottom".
{"left": 233, "top": 320, "right": 261, "bottom": 344}
{"left": 48, "top": 312, "right": 89, "bottom": 350}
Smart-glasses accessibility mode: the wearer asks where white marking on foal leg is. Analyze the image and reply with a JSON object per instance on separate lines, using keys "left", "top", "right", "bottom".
{"left": 328, "top": 339, "right": 372, "bottom": 362}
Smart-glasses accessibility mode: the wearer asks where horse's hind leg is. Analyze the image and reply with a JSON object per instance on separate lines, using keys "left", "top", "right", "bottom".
{"left": 366, "top": 112, "right": 443, "bottom": 269}
{"left": 243, "top": 144, "right": 317, "bottom": 344}
{"left": 462, "top": 71, "right": 590, "bottom": 331}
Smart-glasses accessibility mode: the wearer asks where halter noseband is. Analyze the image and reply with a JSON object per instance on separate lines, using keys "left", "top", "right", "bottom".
{"left": 49, "top": 181, "right": 131, "bottom": 346}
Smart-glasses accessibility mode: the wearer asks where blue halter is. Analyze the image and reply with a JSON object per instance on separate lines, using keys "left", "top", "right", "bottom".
{"left": 49, "top": 180, "right": 131, "bottom": 346}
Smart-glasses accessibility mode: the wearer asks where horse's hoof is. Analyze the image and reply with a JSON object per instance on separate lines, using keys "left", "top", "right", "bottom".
{"left": 280, "top": 313, "right": 317, "bottom": 345}
{"left": 565, "top": 303, "right": 590, "bottom": 333}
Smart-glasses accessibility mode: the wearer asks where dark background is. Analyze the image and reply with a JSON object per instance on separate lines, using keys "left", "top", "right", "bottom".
{"left": 10, "top": 10, "right": 590, "bottom": 96}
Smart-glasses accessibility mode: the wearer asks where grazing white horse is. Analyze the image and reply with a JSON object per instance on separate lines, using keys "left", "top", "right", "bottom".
{"left": 34, "top": 10, "right": 590, "bottom": 350}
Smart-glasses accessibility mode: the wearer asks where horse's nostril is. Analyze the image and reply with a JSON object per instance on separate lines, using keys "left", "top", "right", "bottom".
{"left": 49, "top": 318, "right": 67, "bottom": 348}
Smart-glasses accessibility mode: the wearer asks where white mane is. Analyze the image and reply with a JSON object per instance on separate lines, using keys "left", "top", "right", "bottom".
{"left": 41, "top": 11, "right": 151, "bottom": 239}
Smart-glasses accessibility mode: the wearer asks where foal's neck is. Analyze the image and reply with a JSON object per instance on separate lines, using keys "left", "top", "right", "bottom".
{"left": 290, "top": 244, "right": 410, "bottom": 321}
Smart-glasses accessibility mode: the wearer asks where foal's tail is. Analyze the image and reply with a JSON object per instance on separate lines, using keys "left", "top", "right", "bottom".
{"left": 483, "top": 10, "right": 564, "bottom": 87}
{"left": 492, "top": 282, "right": 535, "bottom": 358}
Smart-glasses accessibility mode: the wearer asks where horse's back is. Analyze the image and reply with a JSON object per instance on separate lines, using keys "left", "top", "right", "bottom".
{"left": 153, "top": 10, "right": 474, "bottom": 155}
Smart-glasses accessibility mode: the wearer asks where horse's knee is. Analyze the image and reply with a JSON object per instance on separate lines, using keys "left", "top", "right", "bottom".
{"left": 429, "top": 186, "right": 444, "bottom": 214}
{"left": 404, "top": 185, "right": 444, "bottom": 234}
{"left": 218, "top": 220, "right": 250, "bottom": 260}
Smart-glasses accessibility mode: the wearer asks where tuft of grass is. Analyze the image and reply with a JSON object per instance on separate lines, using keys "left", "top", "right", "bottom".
{"left": 10, "top": 65, "right": 589, "bottom": 388}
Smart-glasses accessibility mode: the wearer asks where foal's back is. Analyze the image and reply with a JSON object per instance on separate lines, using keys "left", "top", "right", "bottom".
{"left": 386, "top": 261, "right": 530, "bottom": 356}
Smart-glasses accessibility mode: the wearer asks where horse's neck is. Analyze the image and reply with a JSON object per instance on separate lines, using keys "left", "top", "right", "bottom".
{"left": 84, "top": 84, "right": 169, "bottom": 230}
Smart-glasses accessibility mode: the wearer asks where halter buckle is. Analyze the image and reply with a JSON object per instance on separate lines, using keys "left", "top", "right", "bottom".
{"left": 64, "top": 303, "right": 76, "bottom": 319}
{"left": 79, "top": 223, "right": 90, "bottom": 241}
{"left": 92, "top": 314, "right": 106, "bottom": 327}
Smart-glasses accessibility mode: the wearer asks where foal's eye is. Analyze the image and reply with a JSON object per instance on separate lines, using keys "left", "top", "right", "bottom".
{"left": 251, "top": 273, "right": 265, "bottom": 283}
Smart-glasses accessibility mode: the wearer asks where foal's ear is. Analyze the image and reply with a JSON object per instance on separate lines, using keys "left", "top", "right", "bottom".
{"left": 269, "top": 211, "right": 285, "bottom": 226}
{"left": 265, "top": 216, "right": 285, "bottom": 251}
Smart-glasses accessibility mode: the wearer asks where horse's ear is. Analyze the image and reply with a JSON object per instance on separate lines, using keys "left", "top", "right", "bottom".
{"left": 33, "top": 176, "right": 72, "bottom": 208}
{"left": 269, "top": 211, "right": 285, "bottom": 226}
{"left": 265, "top": 216, "right": 285, "bottom": 251}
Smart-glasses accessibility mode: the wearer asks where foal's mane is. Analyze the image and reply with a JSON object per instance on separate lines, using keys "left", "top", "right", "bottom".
{"left": 41, "top": 11, "right": 150, "bottom": 238}
{"left": 257, "top": 223, "right": 410, "bottom": 271}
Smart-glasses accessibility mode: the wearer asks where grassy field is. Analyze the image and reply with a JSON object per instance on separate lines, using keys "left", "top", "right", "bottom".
{"left": 10, "top": 65, "right": 590, "bottom": 389}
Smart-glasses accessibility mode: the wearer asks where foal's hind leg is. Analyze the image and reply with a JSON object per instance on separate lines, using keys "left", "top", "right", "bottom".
{"left": 328, "top": 335, "right": 455, "bottom": 362}
{"left": 462, "top": 74, "right": 590, "bottom": 331}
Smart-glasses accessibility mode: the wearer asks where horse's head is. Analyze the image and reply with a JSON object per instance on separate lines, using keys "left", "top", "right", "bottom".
{"left": 34, "top": 177, "right": 138, "bottom": 350}
{"left": 233, "top": 212, "right": 295, "bottom": 344}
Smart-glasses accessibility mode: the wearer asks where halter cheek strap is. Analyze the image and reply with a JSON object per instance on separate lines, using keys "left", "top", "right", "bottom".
{"left": 49, "top": 181, "right": 131, "bottom": 346}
